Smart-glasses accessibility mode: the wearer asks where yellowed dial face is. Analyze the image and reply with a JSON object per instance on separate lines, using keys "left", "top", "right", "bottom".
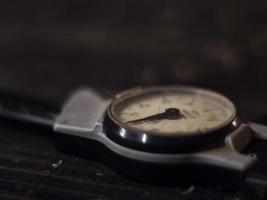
{"left": 109, "top": 86, "right": 237, "bottom": 136}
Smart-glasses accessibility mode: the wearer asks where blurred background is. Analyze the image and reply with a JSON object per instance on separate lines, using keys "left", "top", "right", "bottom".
{"left": 1, "top": 1, "right": 267, "bottom": 199}
{"left": 1, "top": 0, "right": 267, "bottom": 121}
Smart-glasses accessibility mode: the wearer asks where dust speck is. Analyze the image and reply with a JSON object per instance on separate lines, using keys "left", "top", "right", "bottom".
{"left": 96, "top": 172, "right": 103, "bottom": 176}
{"left": 52, "top": 160, "right": 63, "bottom": 169}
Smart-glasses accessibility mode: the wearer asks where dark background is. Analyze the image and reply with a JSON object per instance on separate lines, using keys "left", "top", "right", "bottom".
{"left": 0, "top": 1, "right": 267, "bottom": 199}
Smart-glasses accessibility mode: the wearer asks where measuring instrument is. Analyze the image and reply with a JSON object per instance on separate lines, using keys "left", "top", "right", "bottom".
{"left": 0, "top": 86, "right": 267, "bottom": 192}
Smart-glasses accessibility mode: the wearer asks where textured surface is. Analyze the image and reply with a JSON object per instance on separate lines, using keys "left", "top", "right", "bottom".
{"left": 0, "top": 121, "right": 267, "bottom": 200}
{"left": 0, "top": 124, "right": 237, "bottom": 200}
{"left": 0, "top": 1, "right": 267, "bottom": 199}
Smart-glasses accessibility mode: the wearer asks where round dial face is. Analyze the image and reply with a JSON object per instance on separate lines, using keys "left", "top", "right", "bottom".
{"left": 108, "top": 86, "right": 237, "bottom": 136}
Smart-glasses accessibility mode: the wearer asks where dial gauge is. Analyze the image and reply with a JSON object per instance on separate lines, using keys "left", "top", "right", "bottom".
{"left": 107, "top": 86, "right": 237, "bottom": 136}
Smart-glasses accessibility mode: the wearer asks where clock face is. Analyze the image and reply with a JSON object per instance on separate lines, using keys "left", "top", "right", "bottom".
{"left": 108, "top": 86, "right": 237, "bottom": 136}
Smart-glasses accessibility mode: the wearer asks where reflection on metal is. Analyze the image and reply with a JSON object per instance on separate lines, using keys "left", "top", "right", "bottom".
{"left": 142, "top": 134, "right": 147, "bottom": 144}
{"left": 232, "top": 120, "right": 238, "bottom": 127}
{"left": 119, "top": 128, "right": 126, "bottom": 138}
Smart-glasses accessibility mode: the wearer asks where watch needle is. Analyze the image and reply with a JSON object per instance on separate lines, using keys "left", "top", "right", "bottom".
{"left": 126, "top": 108, "right": 184, "bottom": 124}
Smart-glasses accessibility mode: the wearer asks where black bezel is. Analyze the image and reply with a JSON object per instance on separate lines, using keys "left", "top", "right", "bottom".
{"left": 103, "top": 86, "right": 239, "bottom": 153}
{"left": 104, "top": 114, "right": 240, "bottom": 153}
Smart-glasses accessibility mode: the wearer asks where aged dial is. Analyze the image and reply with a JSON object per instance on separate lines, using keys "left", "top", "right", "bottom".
{"left": 108, "top": 86, "right": 237, "bottom": 136}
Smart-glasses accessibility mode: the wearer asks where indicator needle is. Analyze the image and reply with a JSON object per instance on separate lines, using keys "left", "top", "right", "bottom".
{"left": 126, "top": 108, "right": 184, "bottom": 124}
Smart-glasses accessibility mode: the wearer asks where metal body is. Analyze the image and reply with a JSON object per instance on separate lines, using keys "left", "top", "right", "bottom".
{"left": 54, "top": 88, "right": 267, "bottom": 174}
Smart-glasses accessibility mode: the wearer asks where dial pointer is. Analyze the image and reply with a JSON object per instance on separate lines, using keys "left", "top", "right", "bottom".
{"left": 126, "top": 108, "right": 183, "bottom": 124}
